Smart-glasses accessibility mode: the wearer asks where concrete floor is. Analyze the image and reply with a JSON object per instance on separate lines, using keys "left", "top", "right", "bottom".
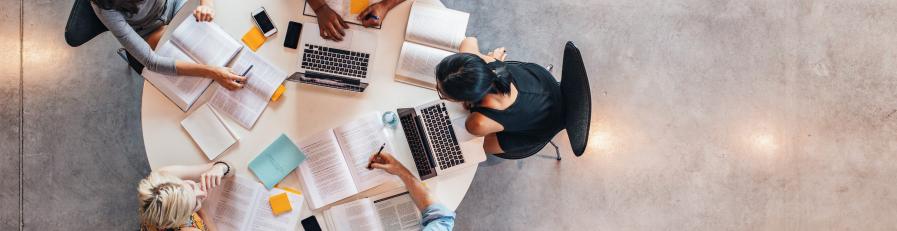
{"left": 3, "top": 0, "right": 897, "bottom": 230}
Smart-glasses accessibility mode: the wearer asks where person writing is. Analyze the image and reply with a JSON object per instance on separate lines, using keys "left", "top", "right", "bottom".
{"left": 305, "top": 0, "right": 406, "bottom": 41}
{"left": 435, "top": 37, "right": 565, "bottom": 154}
{"left": 137, "top": 162, "right": 233, "bottom": 231}
{"left": 368, "top": 152, "right": 455, "bottom": 230}
{"left": 91, "top": 0, "right": 246, "bottom": 90}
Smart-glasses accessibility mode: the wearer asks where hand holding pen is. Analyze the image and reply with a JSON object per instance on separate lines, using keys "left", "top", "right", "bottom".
{"left": 367, "top": 143, "right": 387, "bottom": 170}
{"left": 357, "top": 0, "right": 406, "bottom": 28}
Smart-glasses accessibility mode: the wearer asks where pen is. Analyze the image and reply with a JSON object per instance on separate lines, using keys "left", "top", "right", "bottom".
{"left": 368, "top": 143, "right": 387, "bottom": 169}
{"left": 365, "top": 14, "right": 380, "bottom": 21}
{"left": 238, "top": 65, "right": 254, "bottom": 84}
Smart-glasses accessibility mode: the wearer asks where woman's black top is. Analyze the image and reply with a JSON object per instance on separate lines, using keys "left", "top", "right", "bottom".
{"left": 470, "top": 61, "right": 565, "bottom": 153}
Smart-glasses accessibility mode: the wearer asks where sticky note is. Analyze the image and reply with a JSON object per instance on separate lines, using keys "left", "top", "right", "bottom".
{"left": 275, "top": 185, "right": 302, "bottom": 195}
{"left": 350, "top": 0, "right": 370, "bottom": 14}
{"left": 269, "top": 192, "right": 293, "bottom": 215}
{"left": 241, "top": 27, "right": 267, "bottom": 52}
{"left": 270, "top": 84, "right": 286, "bottom": 102}
{"left": 249, "top": 134, "right": 307, "bottom": 189}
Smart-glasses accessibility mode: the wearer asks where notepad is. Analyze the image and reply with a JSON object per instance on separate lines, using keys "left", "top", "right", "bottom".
{"left": 269, "top": 192, "right": 293, "bottom": 215}
{"left": 180, "top": 104, "right": 239, "bottom": 160}
{"left": 250, "top": 134, "right": 307, "bottom": 189}
{"left": 242, "top": 27, "right": 267, "bottom": 52}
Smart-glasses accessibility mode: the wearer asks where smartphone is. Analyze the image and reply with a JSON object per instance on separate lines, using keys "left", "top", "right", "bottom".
{"left": 301, "top": 216, "right": 322, "bottom": 231}
{"left": 284, "top": 21, "right": 302, "bottom": 49}
{"left": 251, "top": 7, "right": 277, "bottom": 37}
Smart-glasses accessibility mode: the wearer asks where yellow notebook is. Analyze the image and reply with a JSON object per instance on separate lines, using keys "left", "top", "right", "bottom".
{"left": 242, "top": 27, "right": 267, "bottom": 52}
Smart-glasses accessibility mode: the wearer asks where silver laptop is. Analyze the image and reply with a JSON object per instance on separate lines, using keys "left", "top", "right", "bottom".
{"left": 397, "top": 100, "right": 486, "bottom": 181}
{"left": 296, "top": 23, "right": 378, "bottom": 92}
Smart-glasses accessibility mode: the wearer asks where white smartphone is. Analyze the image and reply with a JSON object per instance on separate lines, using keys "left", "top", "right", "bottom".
{"left": 251, "top": 7, "right": 277, "bottom": 37}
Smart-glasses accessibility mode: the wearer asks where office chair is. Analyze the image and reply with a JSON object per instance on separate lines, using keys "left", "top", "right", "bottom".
{"left": 493, "top": 41, "right": 592, "bottom": 160}
{"left": 65, "top": 0, "right": 144, "bottom": 73}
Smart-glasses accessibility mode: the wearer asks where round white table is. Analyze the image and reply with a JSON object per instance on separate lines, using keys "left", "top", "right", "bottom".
{"left": 140, "top": 0, "right": 480, "bottom": 228}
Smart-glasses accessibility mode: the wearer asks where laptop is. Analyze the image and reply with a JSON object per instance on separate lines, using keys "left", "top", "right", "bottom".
{"left": 397, "top": 100, "right": 486, "bottom": 181}
{"left": 296, "top": 22, "right": 378, "bottom": 92}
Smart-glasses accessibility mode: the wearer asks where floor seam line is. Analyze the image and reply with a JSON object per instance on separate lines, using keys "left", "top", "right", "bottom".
{"left": 19, "top": 0, "right": 24, "bottom": 230}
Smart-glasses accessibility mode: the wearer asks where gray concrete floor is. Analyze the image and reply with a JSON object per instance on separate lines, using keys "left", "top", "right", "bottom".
{"left": 3, "top": 0, "right": 897, "bottom": 230}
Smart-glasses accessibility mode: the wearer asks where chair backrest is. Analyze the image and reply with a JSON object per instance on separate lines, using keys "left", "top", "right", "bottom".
{"left": 65, "top": 0, "right": 108, "bottom": 47}
{"left": 560, "top": 41, "right": 591, "bottom": 157}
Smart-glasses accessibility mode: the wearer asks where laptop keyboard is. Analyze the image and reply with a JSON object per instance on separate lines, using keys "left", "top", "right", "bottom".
{"left": 301, "top": 44, "right": 370, "bottom": 78}
{"left": 421, "top": 103, "right": 464, "bottom": 169}
{"left": 400, "top": 111, "right": 435, "bottom": 179}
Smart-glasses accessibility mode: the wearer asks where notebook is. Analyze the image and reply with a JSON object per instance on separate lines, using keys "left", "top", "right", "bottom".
{"left": 249, "top": 134, "right": 307, "bottom": 189}
{"left": 208, "top": 50, "right": 288, "bottom": 129}
{"left": 142, "top": 15, "right": 243, "bottom": 111}
{"left": 200, "top": 175, "right": 304, "bottom": 231}
{"left": 302, "top": 0, "right": 384, "bottom": 28}
{"left": 180, "top": 104, "right": 239, "bottom": 160}
{"left": 394, "top": 2, "right": 469, "bottom": 89}
{"left": 323, "top": 191, "right": 422, "bottom": 231}
{"left": 295, "top": 112, "right": 398, "bottom": 209}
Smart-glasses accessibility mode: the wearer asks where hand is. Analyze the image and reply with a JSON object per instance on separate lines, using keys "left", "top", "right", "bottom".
{"left": 199, "top": 163, "right": 227, "bottom": 192}
{"left": 315, "top": 6, "right": 349, "bottom": 41}
{"left": 211, "top": 67, "right": 246, "bottom": 90}
{"left": 368, "top": 152, "right": 412, "bottom": 177}
{"left": 486, "top": 47, "right": 508, "bottom": 61}
{"left": 356, "top": 2, "right": 391, "bottom": 28}
{"left": 193, "top": 5, "right": 215, "bottom": 22}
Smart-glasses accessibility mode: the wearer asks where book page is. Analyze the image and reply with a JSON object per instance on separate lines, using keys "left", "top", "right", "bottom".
{"left": 209, "top": 50, "right": 288, "bottom": 129}
{"left": 405, "top": 3, "right": 469, "bottom": 51}
{"left": 374, "top": 193, "right": 421, "bottom": 231}
{"left": 296, "top": 131, "right": 359, "bottom": 209}
{"left": 142, "top": 42, "right": 212, "bottom": 111}
{"left": 200, "top": 175, "right": 261, "bottom": 231}
{"left": 171, "top": 15, "right": 242, "bottom": 67}
{"left": 395, "top": 42, "right": 453, "bottom": 89}
{"left": 329, "top": 198, "right": 384, "bottom": 231}
{"left": 245, "top": 188, "right": 303, "bottom": 231}
{"left": 334, "top": 113, "right": 398, "bottom": 192}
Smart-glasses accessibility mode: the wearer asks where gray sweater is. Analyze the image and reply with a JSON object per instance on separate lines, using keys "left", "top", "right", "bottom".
{"left": 92, "top": 0, "right": 180, "bottom": 75}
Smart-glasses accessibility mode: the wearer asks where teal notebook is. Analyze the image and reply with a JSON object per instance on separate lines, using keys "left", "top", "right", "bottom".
{"left": 249, "top": 134, "right": 307, "bottom": 189}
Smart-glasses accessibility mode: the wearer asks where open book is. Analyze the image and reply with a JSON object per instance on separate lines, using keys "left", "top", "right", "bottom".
{"left": 296, "top": 112, "right": 398, "bottom": 209}
{"left": 208, "top": 50, "right": 288, "bottom": 129}
{"left": 324, "top": 191, "right": 422, "bottom": 231}
{"left": 394, "top": 2, "right": 469, "bottom": 89}
{"left": 303, "top": 0, "right": 384, "bottom": 28}
{"left": 200, "top": 175, "right": 304, "bottom": 231}
{"left": 142, "top": 15, "right": 243, "bottom": 111}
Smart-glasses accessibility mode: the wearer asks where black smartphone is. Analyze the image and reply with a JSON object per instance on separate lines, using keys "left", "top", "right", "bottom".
{"left": 284, "top": 21, "right": 302, "bottom": 49}
{"left": 301, "top": 216, "right": 322, "bottom": 231}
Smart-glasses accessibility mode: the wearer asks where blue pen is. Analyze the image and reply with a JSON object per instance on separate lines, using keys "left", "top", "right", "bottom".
{"left": 365, "top": 14, "right": 380, "bottom": 21}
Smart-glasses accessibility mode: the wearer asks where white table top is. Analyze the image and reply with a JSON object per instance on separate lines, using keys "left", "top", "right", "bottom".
{"left": 140, "top": 0, "right": 480, "bottom": 227}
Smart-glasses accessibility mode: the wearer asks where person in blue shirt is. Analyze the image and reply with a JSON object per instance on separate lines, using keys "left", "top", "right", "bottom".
{"left": 369, "top": 152, "right": 455, "bottom": 230}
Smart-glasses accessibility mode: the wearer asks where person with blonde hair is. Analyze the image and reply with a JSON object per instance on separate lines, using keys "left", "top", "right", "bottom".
{"left": 138, "top": 161, "right": 232, "bottom": 231}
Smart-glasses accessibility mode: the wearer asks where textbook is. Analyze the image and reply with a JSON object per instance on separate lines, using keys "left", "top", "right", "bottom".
{"left": 208, "top": 50, "right": 288, "bottom": 129}
{"left": 323, "top": 190, "right": 422, "bottom": 231}
{"left": 295, "top": 112, "right": 399, "bottom": 209}
{"left": 394, "top": 2, "right": 469, "bottom": 89}
{"left": 142, "top": 15, "right": 243, "bottom": 111}
{"left": 200, "top": 175, "right": 303, "bottom": 231}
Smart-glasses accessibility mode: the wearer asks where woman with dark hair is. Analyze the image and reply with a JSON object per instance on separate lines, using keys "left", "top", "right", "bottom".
{"left": 92, "top": 0, "right": 246, "bottom": 90}
{"left": 436, "top": 37, "right": 564, "bottom": 154}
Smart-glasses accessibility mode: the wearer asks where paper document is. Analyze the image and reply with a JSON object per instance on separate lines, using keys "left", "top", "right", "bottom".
{"left": 201, "top": 175, "right": 303, "bottom": 231}
{"left": 296, "top": 112, "right": 398, "bottom": 209}
{"left": 143, "top": 42, "right": 213, "bottom": 111}
{"left": 209, "top": 50, "right": 288, "bottom": 128}
{"left": 324, "top": 191, "right": 421, "bottom": 231}
{"left": 180, "top": 104, "right": 239, "bottom": 160}
{"left": 249, "top": 134, "right": 307, "bottom": 189}
{"left": 394, "top": 2, "right": 470, "bottom": 89}
{"left": 171, "top": 15, "right": 243, "bottom": 67}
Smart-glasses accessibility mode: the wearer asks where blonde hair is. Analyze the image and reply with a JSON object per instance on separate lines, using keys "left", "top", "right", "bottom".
{"left": 137, "top": 173, "right": 198, "bottom": 229}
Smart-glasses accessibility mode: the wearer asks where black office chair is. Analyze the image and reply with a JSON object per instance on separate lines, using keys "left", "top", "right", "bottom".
{"left": 493, "top": 41, "right": 592, "bottom": 160}
{"left": 65, "top": 0, "right": 144, "bottom": 73}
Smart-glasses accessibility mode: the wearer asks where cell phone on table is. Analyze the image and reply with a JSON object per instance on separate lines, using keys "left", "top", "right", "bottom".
{"left": 251, "top": 7, "right": 277, "bottom": 37}
{"left": 284, "top": 21, "right": 302, "bottom": 49}
{"left": 301, "top": 216, "right": 322, "bottom": 231}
